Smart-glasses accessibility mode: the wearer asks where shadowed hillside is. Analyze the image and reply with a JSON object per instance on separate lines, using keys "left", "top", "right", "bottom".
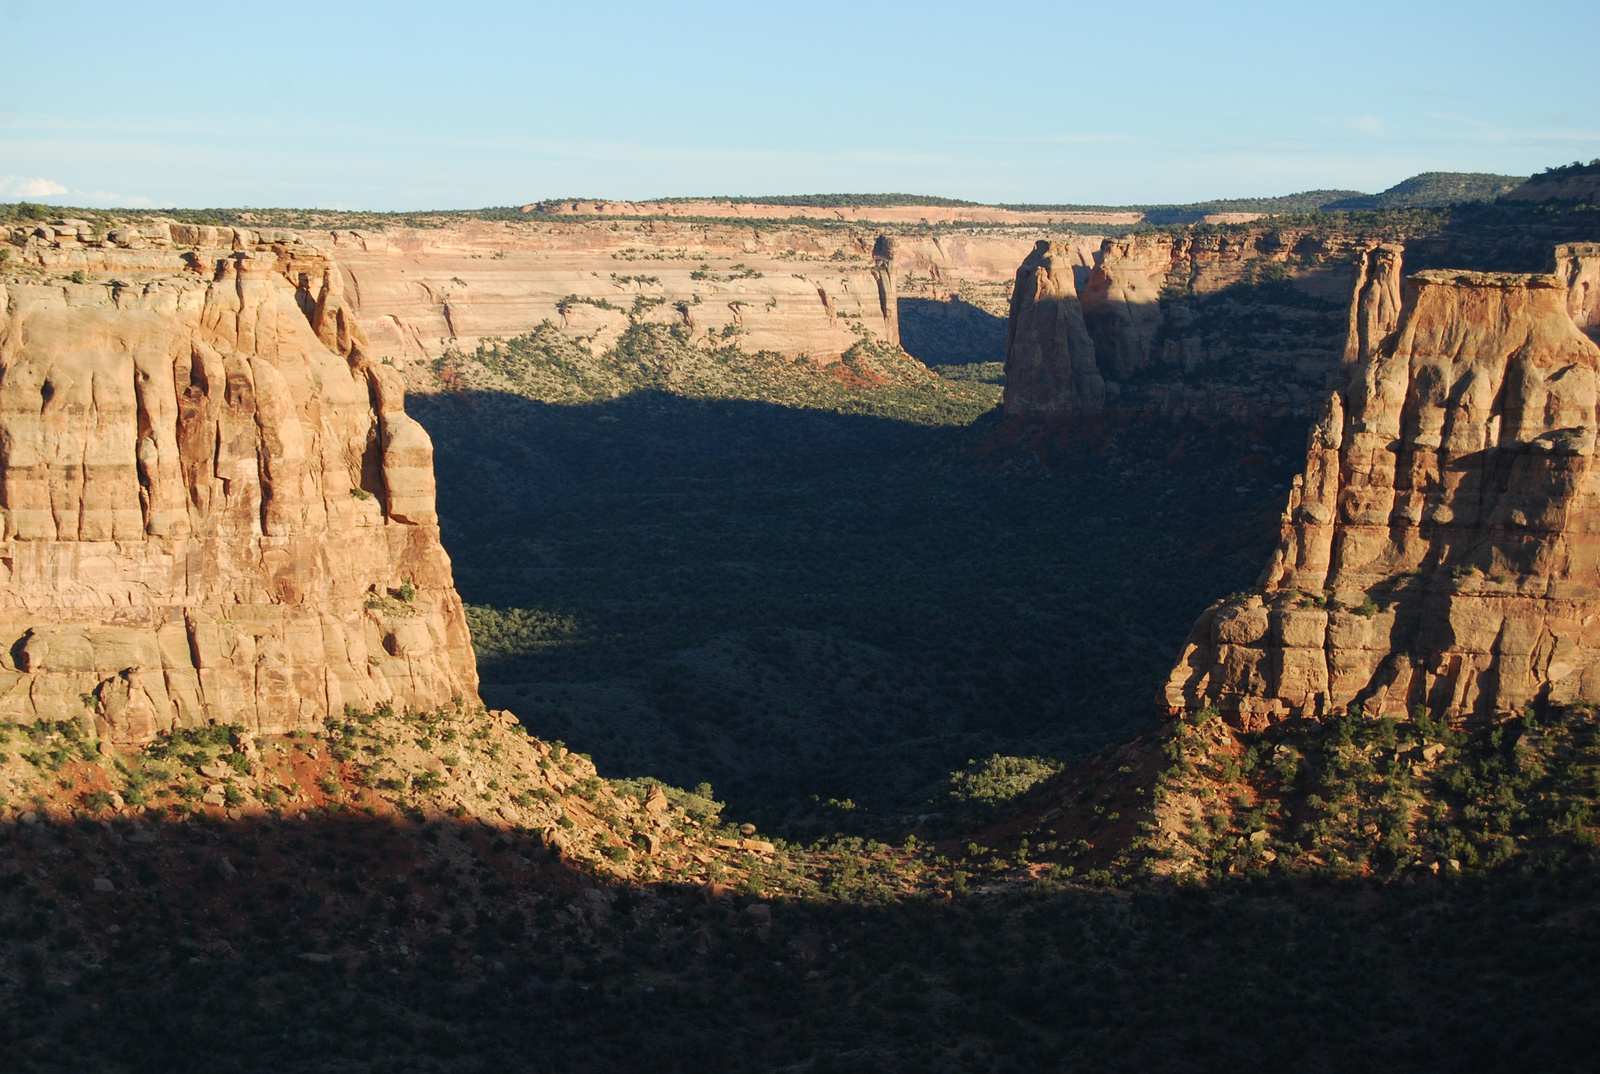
{"left": 411, "top": 383, "right": 1306, "bottom": 824}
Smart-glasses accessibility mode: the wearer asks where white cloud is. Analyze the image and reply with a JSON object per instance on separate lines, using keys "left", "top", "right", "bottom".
{"left": 0, "top": 175, "right": 68, "bottom": 197}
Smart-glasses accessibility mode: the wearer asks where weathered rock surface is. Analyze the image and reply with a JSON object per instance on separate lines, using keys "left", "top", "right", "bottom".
{"left": 0, "top": 232, "right": 478, "bottom": 744}
{"left": 15, "top": 215, "right": 1104, "bottom": 395}
{"left": 321, "top": 220, "right": 907, "bottom": 367}
{"left": 1080, "top": 238, "right": 1169, "bottom": 378}
{"left": 1555, "top": 243, "right": 1600, "bottom": 341}
{"left": 1002, "top": 241, "right": 1104, "bottom": 414}
{"left": 11, "top": 218, "right": 917, "bottom": 372}
{"left": 1002, "top": 228, "right": 1383, "bottom": 421}
{"left": 1165, "top": 245, "right": 1600, "bottom": 725}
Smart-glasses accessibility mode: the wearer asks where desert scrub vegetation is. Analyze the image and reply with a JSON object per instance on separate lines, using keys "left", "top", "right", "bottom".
{"left": 429, "top": 317, "right": 996, "bottom": 425}
{"left": 947, "top": 754, "right": 1062, "bottom": 812}
{"left": 4, "top": 772, "right": 1598, "bottom": 1074}
{"left": 417, "top": 381, "right": 1311, "bottom": 823}
{"left": 1141, "top": 703, "right": 1600, "bottom": 884}
{"left": 465, "top": 605, "right": 582, "bottom": 671}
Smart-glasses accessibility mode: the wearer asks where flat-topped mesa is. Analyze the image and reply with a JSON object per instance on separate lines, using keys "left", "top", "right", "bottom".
{"left": 0, "top": 243, "right": 478, "bottom": 745}
{"left": 1164, "top": 245, "right": 1600, "bottom": 727}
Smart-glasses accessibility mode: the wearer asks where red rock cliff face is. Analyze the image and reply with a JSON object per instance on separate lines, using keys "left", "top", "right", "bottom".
{"left": 1164, "top": 246, "right": 1600, "bottom": 726}
{"left": 0, "top": 237, "right": 478, "bottom": 744}
{"left": 1079, "top": 238, "right": 1169, "bottom": 379}
{"left": 1002, "top": 241, "right": 1104, "bottom": 415}
{"left": 1555, "top": 243, "right": 1600, "bottom": 342}
{"left": 1002, "top": 228, "right": 1379, "bottom": 421}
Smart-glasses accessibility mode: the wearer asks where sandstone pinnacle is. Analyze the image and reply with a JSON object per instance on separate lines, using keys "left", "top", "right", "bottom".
{"left": 1165, "top": 243, "right": 1600, "bottom": 725}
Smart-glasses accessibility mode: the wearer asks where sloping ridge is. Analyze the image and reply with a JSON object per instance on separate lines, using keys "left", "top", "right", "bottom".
{"left": 1165, "top": 243, "right": 1600, "bottom": 726}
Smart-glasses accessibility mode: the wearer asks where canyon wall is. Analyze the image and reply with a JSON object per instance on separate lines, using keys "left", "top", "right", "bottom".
{"left": 1002, "top": 228, "right": 1400, "bottom": 423}
{"left": 0, "top": 224, "right": 478, "bottom": 744}
{"left": 1556, "top": 243, "right": 1600, "bottom": 340}
{"left": 1164, "top": 245, "right": 1600, "bottom": 725}
{"left": 322, "top": 219, "right": 906, "bottom": 368}
{"left": 17, "top": 216, "right": 1099, "bottom": 397}
{"left": 13, "top": 218, "right": 926, "bottom": 372}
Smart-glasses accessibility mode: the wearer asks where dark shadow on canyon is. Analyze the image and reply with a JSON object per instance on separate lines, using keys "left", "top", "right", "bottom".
{"left": 897, "top": 297, "right": 1007, "bottom": 373}
{"left": 3, "top": 811, "right": 1599, "bottom": 1073}
{"left": 409, "top": 388, "right": 1309, "bottom": 824}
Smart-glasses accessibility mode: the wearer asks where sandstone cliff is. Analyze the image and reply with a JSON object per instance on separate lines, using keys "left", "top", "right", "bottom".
{"left": 1164, "top": 245, "right": 1600, "bottom": 725}
{"left": 17, "top": 214, "right": 1103, "bottom": 399}
{"left": 0, "top": 229, "right": 478, "bottom": 744}
{"left": 1555, "top": 242, "right": 1600, "bottom": 341}
{"left": 319, "top": 220, "right": 909, "bottom": 368}
{"left": 1002, "top": 241, "right": 1104, "bottom": 414}
{"left": 1001, "top": 227, "right": 1382, "bottom": 421}
{"left": 12, "top": 218, "right": 914, "bottom": 372}
{"left": 1079, "top": 237, "right": 1169, "bottom": 378}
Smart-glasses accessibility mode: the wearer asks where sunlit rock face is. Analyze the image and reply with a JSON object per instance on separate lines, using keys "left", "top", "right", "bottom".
{"left": 0, "top": 226, "right": 478, "bottom": 744}
{"left": 1080, "top": 237, "right": 1168, "bottom": 379}
{"left": 1165, "top": 244, "right": 1600, "bottom": 727}
{"left": 1001, "top": 240, "right": 1104, "bottom": 416}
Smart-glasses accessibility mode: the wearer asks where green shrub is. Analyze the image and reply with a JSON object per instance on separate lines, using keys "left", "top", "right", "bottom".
{"left": 947, "top": 754, "right": 1061, "bottom": 807}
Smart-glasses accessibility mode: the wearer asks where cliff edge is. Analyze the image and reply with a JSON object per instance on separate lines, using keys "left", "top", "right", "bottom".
{"left": 1165, "top": 244, "right": 1600, "bottom": 725}
{"left": 0, "top": 233, "right": 478, "bottom": 744}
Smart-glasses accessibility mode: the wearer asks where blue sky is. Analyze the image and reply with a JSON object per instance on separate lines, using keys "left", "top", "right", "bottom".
{"left": 1, "top": 0, "right": 1595, "bottom": 210}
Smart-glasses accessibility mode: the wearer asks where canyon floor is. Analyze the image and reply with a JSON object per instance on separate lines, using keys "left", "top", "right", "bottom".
{"left": 5, "top": 310, "right": 1598, "bottom": 1074}
{"left": 413, "top": 322, "right": 1305, "bottom": 824}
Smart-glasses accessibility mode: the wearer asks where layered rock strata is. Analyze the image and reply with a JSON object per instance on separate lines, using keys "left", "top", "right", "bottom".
{"left": 9, "top": 218, "right": 918, "bottom": 371}
{"left": 1002, "top": 228, "right": 1382, "bottom": 420}
{"left": 0, "top": 236, "right": 478, "bottom": 744}
{"left": 1164, "top": 245, "right": 1600, "bottom": 725}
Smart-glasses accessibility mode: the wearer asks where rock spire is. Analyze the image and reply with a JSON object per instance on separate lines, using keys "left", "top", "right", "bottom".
{"left": 1165, "top": 244, "right": 1600, "bottom": 726}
